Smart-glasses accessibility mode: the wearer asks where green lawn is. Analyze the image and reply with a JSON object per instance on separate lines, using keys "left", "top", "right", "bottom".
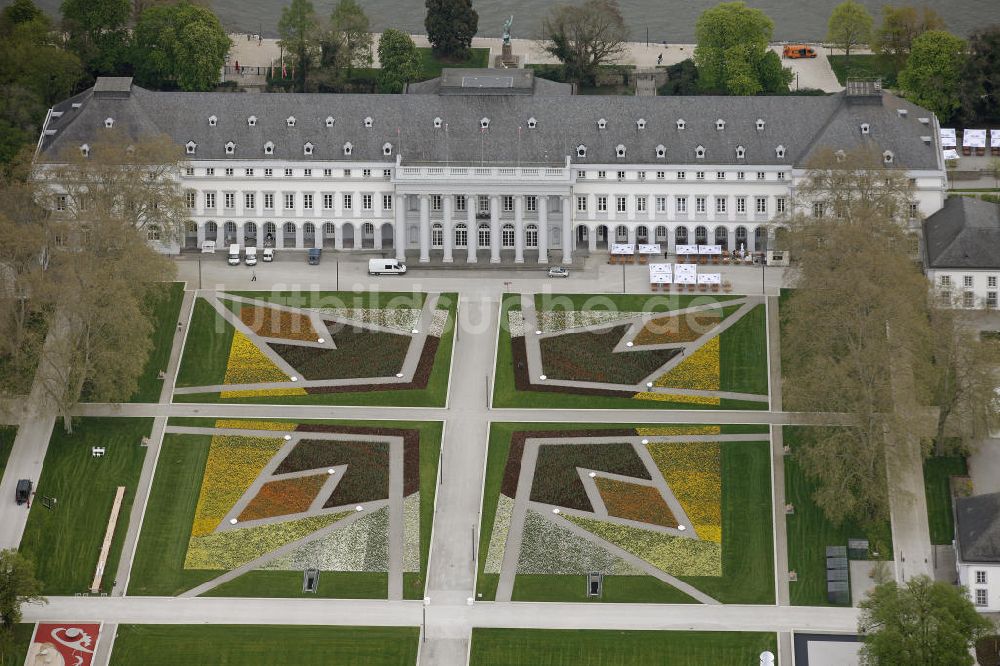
{"left": 0, "top": 624, "right": 34, "bottom": 666}
{"left": 477, "top": 423, "right": 774, "bottom": 605}
{"left": 129, "top": 282, "right": 185, "bottom": 402}
{"left": 493, "top": 294, "right": 768, "bottom": 410}
{"left": 784, "top": 426, "right": 893, "bottom": 605}
{"left": 175, "top": 292, "right": 455, "bottom": 407}
{"left": 109, "top": 625, "right": 418, "bottom": 665}
{"left": 470, "top": 629, "right": 777, "bottom": 666}
{"left": 828, "top": 54, "right": 898, "bottom": 87}
{"left": 416, "top": 47, "right": 490, "bottom": 79}
{"left": 19, "top": 418, "right": 150, "bottom": 594}
{"left": 130, "top": 420, "right": 442, "bottom": 598}
{"left": 0, "top": 426, "right": 16, "bottom": 480}
{"left": 925, "top": 455, "right": 967, "bottom": 545}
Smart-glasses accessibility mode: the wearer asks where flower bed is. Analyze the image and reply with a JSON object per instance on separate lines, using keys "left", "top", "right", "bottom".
{"left": 538, "top": 310, "right": 642, "bottom": 333}
{"left": 507, "top": 310, "right": 526, "bottom": 338}
{"left": 652, "top": 337, "right": 720, "bottom": 391}
{"left": 484, "top": 493, "right": 514, "bottom": 574}
{"left": 635, "top": 426, "right": 721, "bottom": 436}
{"left": 510, "top": 337, "right": 636, "bottom": 398}
{"left": 565, "top": 514, "right": 722, "bottom": 577}
{"left": 530, "top": 442, "right": 651, "bottom": 512}
{"left": 647, "top": 442, "right": 722, "bottom": 543}
{"left": 238, "top": 474, "right": 329, "bottom": 521}
{"left": 540, "top": 325, "right": 680, "bottom": 384}
{"left": 303, "top": 336, "right": 439, "bottom": 394}
{"left": 263, "top": 506, "right": 390, "bottom": 572}
{"left": 222, "top": 331, "right": 303, "bottom": 388}
{"left": 271, "top": 324, "right": 411, "bottom": 380}
{"left": 239, "top": 306, "right": 320, "bottom": 341}
{"left": 293, "top": 424, "right": 420, "bottom": 496}
{"left": 275, "top": 439, "right": 390, "bottom": 507}
{"left": 403, "top": 492, "right": 420, "bottom": 572}
{"left": 594, "top": 478, "right": 678, "bottom": 528}
{"left": 312, "top": 307, "right": 421, "bottom": 333}
{"left": 214, "top": 419, "right": 296, "bottom": 431}
{"left": 633, "top": 310, "right": 722, "bottom": 345}
{"left": 191, "top": 435, "right": 285, "bottom": 537}
{"left": 516, "top": 509, "right": 642, "bottom": 575}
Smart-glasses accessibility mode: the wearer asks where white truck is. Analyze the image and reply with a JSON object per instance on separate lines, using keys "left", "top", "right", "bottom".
{"left": 245, "top": 246, "right": 258, "bottom": 266}
{"left": 227, "top": 244, "right": 241, "bottom": 266}
{"left": 368, "top": 259, "right": 407, "bottom": 275}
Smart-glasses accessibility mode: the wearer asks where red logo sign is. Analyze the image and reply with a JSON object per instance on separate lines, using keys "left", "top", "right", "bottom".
{"left": 31, "top": 623, "right": 101, "bottom": 666}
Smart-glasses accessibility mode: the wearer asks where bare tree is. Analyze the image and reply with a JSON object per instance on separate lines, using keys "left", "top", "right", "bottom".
{"left": 541, "top": 0, "right": 628, "bottom": 86}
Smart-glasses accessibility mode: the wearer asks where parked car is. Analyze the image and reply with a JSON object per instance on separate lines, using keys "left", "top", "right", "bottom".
{"left": 244, "top": 246, "right": 258, "bottom": 266}
{"left": 368, "top": 259, "right": 407, "bottom": 275}
{"left": 547, "top": 266, "right": 569, "bottom": 278}
{"left": 227, "top": 243, "right": 241, "bottom": 266}
{"left": 783, "top": 44, "right": 817, "bottom": 58}
{"left": 262, "top": 248, "right": 274, "bottom": 262}
{"left": 308, "top": 248, "right": 322, "bottom": 265}
{"left": 15, "top": 479, "right": 31, "bottom": 505}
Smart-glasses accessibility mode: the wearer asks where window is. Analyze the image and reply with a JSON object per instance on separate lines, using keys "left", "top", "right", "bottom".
{"left": 597, "top": 118, "right": 607, "bottom": 129}
{"left": 244, "top": 168, "right": 254, "bottom": 177}
{"left": 343, "top": 142, "right": 353, "bottom": 156}
{"left": 304, "top": 194, "right": 313, "bottom": 210}
{"left": 695, "top": 145, "right": 705, "bottom": 159}
{"left": 503, "top": 196, "right": 513, "bottom": 212}
{"left": 264, "top": 141, "right": 274, "bottom": 155}
{"left": 478, "top": 224, "right": 490, "bottom": 247}
{"left": 304, "top": 143, "right": 314, "bottom": 156}
{"left": 382, "top": 194, "right": 393, "bottom": 210}
{"left": 576, "top": 196, "right": 588, "bottom": 212}
{"left": 756, "top": 197, "right": 768, "bottom": 214}
{"left": 966, "top": 290, "right": 977, "bottom": 308}
{"left": 344, "top": 169, "right": 351, "bottom": 177}
{"left": 577, "top": 145, "right": 587, "bottom": 158}
{"left": 526, "top": 196, "right": 537, "bottom": 212}
{"left": 737, "top": 171, "right": 745, "bottom": 180}
{"left": 777, "top": 171, "right": 786, "bottom": 180}
{"left": 736, "top": 197, "right": 746, "bottom": 214}
{"left": 676, "top": 119, "right": 686, "bottom": 130}
{"left": 323, "top": 194, "right": 334, "bottom": 210}
{"left": 676, "top": 197, "right": 688, "bottom": 214}
{"left": 636, "top": 196, "right": 647, "bottom": 213}
{"left": 577, "top": 170, "right": 587, "bottom": 179}
{"left": 208, "top": 115, "right": 217, "bottom": 126}
{"left": 757, "top": 172, "right": 766, "bottom": 180}
{"left": 636, "top": 118, "right": 646, "bottom": 130}
{"left": 383, "top": 169, "right": 392, "bottom": 179}
{"left": 478, "top": 196, "right": 489, "bottom": 214}
{"left": 264, "top": 193, "right": 274, "bottom": 209}
{"left": 736, "top": 146, "right": 745, "bottom": 159}
{"left": 431, "top": 194, "right": 442, "bottom": 211}
{"left": 284, "top": 168, "right": 293, "bottom": 177}
{"left": 206, "top": 168, "right": 215, "bottom": 176}
{"left": 597, "top": 196, "right": 608, "bottom": 212}
{"left": 657, "top": 171, "right": 665, "bottom": 180}
{"left": 185, "top": 142, "right": 196, "bottom": 155}
{"left": 990, "top": 277, "right": 998, "bottom": 288}
{"left": 776, "top": 145, "right": 785, "bottom": 159}
{"left": 343, "top": 194, "right": 353, "bottom": 210}
{"left": 186, "top": 192, "right": 196, "bottom": 209}
{"left": 455, "top": 223, "right": 468, "bottom": 247}
{"left": 286, "top": 116, "right": 296, "bottom": 127}
{"left": 502, "top": 224, "right": 515, "bottom": 247}
{"left": 940, "top": 275, "right": 951, "bottom": 287}
{"left": 526, "top": 224, "right": 538, "bottom": 247}
{"left": 715, "top": 197, "right": 727, "bottom": 214}
{"left": 225, "top": 142, "right": 234, "bottom": 154}
{"left": 756, "top": 118, "right": 765, "bottom": 131}
{"left": 716, "top": 118, "right": 725, "bottom": 130}
{"left": 909, "top": 202, "right": 919, "bottom": 219}
{"left": 615, "top": 145, "right": 625, "bottom": 158}
{"left": 962, "top": 275, "right": 974, "bottom": 289}
{"left": 205, "top": 192, "right": 216, "bottom": 209}
{"left": 284, "top": 193, "right": 295, "bottom": 210}
{"left": 480, "top": 117, "right": 490, "bottom": 129}
{"left": 363, "top": 169, "right": 372, "bottom": 178}
{"left": 976, "top": 571, "right": 988, "bottom": 585}
{"left": 656, "top": 145, "right": 666, "bottom": 159}
{"left": 383, "top": 143, "right": 393, "bottom": 156}
{"left": 813, "top": 202, "right": 825, "bottom": 218}
{"left": 304, "top": 169, "right": 312, "bottom": 177}
{"left": 184, "top": 167, "right": 195, "bottom": 177}
{"left": 696, "top": 196, "right": 706, "bottom": 214}
{"left": 989, "top": 292, "right": 998, "bottom": 309}
{"left": 617, "top": 171, "right": 625, "bottom": 180}
{"left": 527, "top": 117, "right": 537, "bottom": 129}
{"left": 326, "top": 116, "right": 335, "bottom": 127}
{"left": 265, "top": 168, "right": 273, "bottom": 177}
{"left": 598, "top": 170, "right": 606, "bottom": 179}
{"left": 224, "top": 168, "right": 233, "bottom": 177}
{"left": 677, "top": 171, "right": 686, "bottom": 180}
{"left": 616, "top": 197, "right": 626, "bottom": 213}
{"left": 655, "top": 196, "right": 666, "bottom": 213}
{"left": 224, "top": 193, "right": 235, "bottom": 209}
{"left": 324, "top": 168, "right": 332, "bottom": 177}
{"left": 431, "top": 224, "right": 443, "bottom": 248}
{"left": 244, "top": 193, "right": 255, "bottom": 209}
{"left": 696, "top": 171, "right": 705, "bottom": 180}
{"left": 455, "top": 195, "right": 466, "bottom": 212}
{"left": 776, "top": 197, "right": 786, "bottom": 214}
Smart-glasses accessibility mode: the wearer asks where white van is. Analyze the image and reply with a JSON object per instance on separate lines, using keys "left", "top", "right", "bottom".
{"left": 262, "top": 248, "right": 274, "bottom": 262}
{"left": 245, "top": 246, "right": 257, "bottom": 266}
{"left": 227, "top": 244, "right": 241, "bottom": 266}
{"left": 369, "top": 259, "right": 407, "bottom": 275}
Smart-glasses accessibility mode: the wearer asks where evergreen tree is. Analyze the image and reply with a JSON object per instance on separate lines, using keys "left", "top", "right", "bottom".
{"left": 425, "top": 0, "right": 478, "bottom": 60}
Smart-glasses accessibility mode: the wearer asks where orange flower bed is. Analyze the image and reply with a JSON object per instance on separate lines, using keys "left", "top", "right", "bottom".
{"left": 594, "top": 477, "right": 678, "bottom": 528}
{"left": 633, "top": 310, "right": 722, "bottom": 345}
{"left": 240, "top": 306, "right": 319, "bottom": 341}
{"left": 238, "top": 474, "right": 329, "bottom": 521}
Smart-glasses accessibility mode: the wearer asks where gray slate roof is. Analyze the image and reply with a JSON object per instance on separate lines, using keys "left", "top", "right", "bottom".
{"left": 38, "top": 75, "right": 941, "bottom": 169}
{"left": 955, "top": 493, "right": 1000, "bottom": 563}
{"left": 923, "top": 197, "right": 1000, "bottom": 269}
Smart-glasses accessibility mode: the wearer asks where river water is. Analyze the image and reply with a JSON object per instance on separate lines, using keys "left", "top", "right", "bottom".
{"left": 24, "top": 0, "right": 991, "bottom": 42}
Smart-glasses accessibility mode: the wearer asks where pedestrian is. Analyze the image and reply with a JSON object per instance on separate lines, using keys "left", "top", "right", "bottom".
{"left": 251, "top": 271, "right": 257, "bottom": 282}
{"left": 657, "top": 53, "right": 663, "bottom": 65}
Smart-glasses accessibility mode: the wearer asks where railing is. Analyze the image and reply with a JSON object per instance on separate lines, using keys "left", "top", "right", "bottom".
{"left": 395, "top": 165, "right": 572, "bottom": 181}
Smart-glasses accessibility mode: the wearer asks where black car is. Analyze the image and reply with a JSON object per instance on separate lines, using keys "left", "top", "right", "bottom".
{"left": 308, "top": 248, "right": 322, "bottom": 265}
{"left": 15, "top": 479, "right": 31, "bottom": 505}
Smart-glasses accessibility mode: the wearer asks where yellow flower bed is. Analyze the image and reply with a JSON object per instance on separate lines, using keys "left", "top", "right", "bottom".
{"left": 220, "top": 387, "right": 308, "bottom": 398}
{"left": 190, "top": 435, "right": 285, "bottom": 537}
{"left": 220, "top": 331, "right": 306, "bottom": 398}
{"left": 654, "top": 337, "right": 720, "bottom": 391}
{"left": 648, "top": 441, "right": 722, "bottom": 543}
{"left": 635, "top": 425, "right": 721, "bottom": 436}
{"left": 633, "top": 392, "right": 720, "bottom": 406}
{"left": 213, "top": 419, "right": 297, "bottom": 431}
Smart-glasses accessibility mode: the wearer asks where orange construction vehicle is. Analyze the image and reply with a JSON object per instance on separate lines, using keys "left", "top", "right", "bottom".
{"left": 783, "top": 44, "right": 817, "bottom": 59}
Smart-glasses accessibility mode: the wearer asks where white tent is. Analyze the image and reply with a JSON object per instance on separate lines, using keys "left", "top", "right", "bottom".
{"left": 611, "top": 243, "right": 635, "bottom": 255}
{"left": 940, "top": 128, "right": 957, "bottom": 147}
{"left": 992, "top": 130, "right": 1000, "bottom": 149}
{"left": 963, "top": 129, "right": 987, "bottom": 149}
{"left": 638, "top": 244, "right": 661, "bottom": 255}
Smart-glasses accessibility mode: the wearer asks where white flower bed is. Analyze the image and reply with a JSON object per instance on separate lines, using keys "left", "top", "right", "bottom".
{"left": 516, "top": 509, "right": 643, "bottom": 575}
{"left": 507, "top": 311, "right": 526, "bottom": 338}
{"left": 311, "top": 308, "right": 422, "bottom": 333}
{"left": 538, "top": 310, "right": 646, "bottom": 333}
{"left": 403, "top": 492, "right": 420, "bottom": 572}
{"left": 264, "top": 506, "right": 389, "bottom": 572}
{"left": 484, "top": 493, "right": 514, "bottom": 573}
{"left": 428, "top": 310, "right": 449, "bottom": 338}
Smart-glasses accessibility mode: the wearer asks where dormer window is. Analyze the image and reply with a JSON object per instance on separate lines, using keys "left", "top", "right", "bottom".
{"left": 695, "top": 145, "right": 705, "bottom": 159}
{"left": 185, "top": 141, "right": 196, "bottom": 155}
{"left": 264, "top": 141, "right": 274, "bottom": 155}
{"left": 343, "top": 142, "right": 353, "bottom": 156}
{"left": 527, "top": 117, "right": 537, "bottom": 129}
{"left": 655, "top": 144, "right": 666, "bottom": 158}
{"left": 480, "top": 117, "right": 489, "bottom": 129}
{"left": 775, "top": 145, "right": 785, "bottom": 159}
{"left": 434, "top": 117, "right": 442, "bottom": 128}
{"left": 883, "top": 150, "right": 894, "bottom": 164}
{"left": 303, "top": 142, "right": 314, "bottom": 156}
{"left": 208, "top": 115, "right": 217, "bottom": 127}
{"left": 104, "top": 117, "right": 114, "bottom": 128}
{"left": 364, "top": 116, "right": 373, "bottom": 128}
{"left": 716, "top": 119, "right": 725, "bottom": 130}
{"left": 736, "top": 145, "right": 746, "bottom": 159}
{"left": 676, "top": 119, "right": 686, "bottom": 130}
{"left": 225, "top": 141, "right": 235, "bottom": 155}
{"left": 383, "top": 142, "right": 393, "bottom": 156}
{"left": 860, "top": 123, "right": 870, "bottom": 135}
{"left": 286, "top": 116, "right": 296, "bottom": 127}
{"left": 248, "top": 115, "right": 257, "bottom": 127}
{"left": 835, "top": 149, "right": 846, "bottom": 162}
{"left": 576, "top": 144, "right": 587, "bottom": 158}
{"left": 755, "top": 118, "right": 765, "bottom": 131}
{"left": 325, "top": 116, "right": 335, "bottom": 127}
{"left": 80, "top": 143, "right": 90, "bottom": 157}
{"left": 615, "top": 144, "right": 626, "bottom": 158}
{"left": 636, "top": 118, "right": 646, "bottom": 130}
{"left": 596, "top": 118, "right": 607, "bottom": 130}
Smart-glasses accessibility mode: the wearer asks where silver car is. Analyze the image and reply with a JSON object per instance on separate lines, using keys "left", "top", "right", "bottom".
{"left": 547, "top": 266, "right": 569, "bottom": 278}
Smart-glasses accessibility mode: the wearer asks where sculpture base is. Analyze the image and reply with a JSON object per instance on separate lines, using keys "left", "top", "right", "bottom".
{"left": 494, "top": 43, "right": 520, "bottom": 68}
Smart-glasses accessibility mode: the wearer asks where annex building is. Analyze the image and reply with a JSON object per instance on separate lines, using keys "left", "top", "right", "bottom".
{"left": 36, "top": 70, "right": 947, "bottom": 263}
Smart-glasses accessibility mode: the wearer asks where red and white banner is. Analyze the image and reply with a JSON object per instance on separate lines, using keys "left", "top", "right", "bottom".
{"left": 28, "top": 623, "right": 101, "bottom": 666}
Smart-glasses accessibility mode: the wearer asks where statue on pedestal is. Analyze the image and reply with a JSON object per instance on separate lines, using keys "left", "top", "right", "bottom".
{"left": 502, "top": 15, "right": 513, "bottom": 46}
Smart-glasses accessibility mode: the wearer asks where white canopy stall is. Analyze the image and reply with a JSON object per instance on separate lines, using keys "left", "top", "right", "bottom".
{"left": 963, "top": 129, "right": 987, "bottom": 155}
{"left": 648, "top": 263, "right": 673, "bottom": 286}
{"left": 992, "top": 130, "right": 1000, "bottom": 156}
{"left": 940, "top": 128, "right": 957, "bottom": 148}
{"left": 674, "top": 263, "right": 698, "bottom": 286}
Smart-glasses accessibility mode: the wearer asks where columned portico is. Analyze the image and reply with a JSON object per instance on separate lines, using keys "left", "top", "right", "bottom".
{"left": 466, "top": 202, "right": 476, "bottom": 263}
{"left": 419, "top": 195, "right": 430, "bottom": 263}
{"left": 442, "top": 196, "right": 454, "bottom": 263}
{"left": 394, "top": 194, "right": 405, "bottom": 261}
{"left": 562, "top": 196, "right": 573, "bottom": 264}
{"left": 537, "top": 197, "right": 548, "bottom": 264}
{"left": 514, "top": 196, "right": 524, "bottom": 263}
{"left": 489, "top": 195, "right": 501, "bottom": 263}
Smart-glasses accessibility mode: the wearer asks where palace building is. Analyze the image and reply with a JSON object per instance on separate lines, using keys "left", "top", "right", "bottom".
{"left": 35, "top": 70, "right": 947, "bottom": 263}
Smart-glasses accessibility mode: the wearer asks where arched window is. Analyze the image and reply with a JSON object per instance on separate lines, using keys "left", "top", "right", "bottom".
{"left": 655, "top": 225, "right": 667, "bottom": 242}
{"left": 502, "top": 223, "right": 515, "bottom": 248}
{"left": 615, "top": 225, "right": 628, "bottom": 242}
{"left": 205, "top": 221, "right": 218, "bottom": 236}
{"left": 477, "top": 223, "right": 490, "bottom": 248}
{"left": 675, "top": 226, "right": 688, "bottom": 245}
{"left": 264, "top": 221, "right": 277, "bottom": 237}
{"left": 695, "top": 225, "right": 708, "bottom": 244}
{"left": 636, "top": 225, "right": 648, "bottom": 242}
{"left": 455, "top": 222, "right": 468, "bottom": 248}
{"left": 283, "top": 222, "right": 296, "bottom": 234}
{"left": 715, "top": 226, "right": 728, "bottom": 248}
{"left": 525, "top": 224, "right": 538, "bottom": 248}
{"left": 735, "top": 226, "right": 748, "bottom": 247}
{"left": 362, "top": 222, "right": 374, "bottom": 238}
{"left": 431, "top": 223, "right": 443, "bottom": 248}
{"left": 323, "top": 222, "right": 335, "bottom": 235}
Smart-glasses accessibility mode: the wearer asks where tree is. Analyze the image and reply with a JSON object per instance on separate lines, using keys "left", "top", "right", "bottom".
{"left": 693, "top": 1, "right": 791, "bottom": 94}
{"left": 377, "top": 29, "right": 419, "bottom": 93}
{"left": 278, "top": 0, "right": 321, "bottom": 93}
{"left": 0, "top": 0, "right": 43, "bottom": 31}
{"left": 329, "top": 0, "right": 373, "bottom": 70}
{"left": 133, "top": 1, "right": 230, "bottom": 91}
{"left": 60, "top": 0, "right": 132, "bottom": 75}
{"left": 874, "top": 4, "right": 946, "bottom": 71}
{"left": 425, "top": 0, "right": 478, "bottom": 61}
{"left": 826, "top": 0, "right": 872, "bottom": 60}
{"left": 859, "top": 576, "right": 993, "bottom": 665}
{"left": 541, "top": 0, "right": 627, "bottom": 87}
{"left": 898, "top": 31, "right": 966, "bottom": 123}
{"left": 0, "top": 549, "right": 46, "bottom": 654}
{"left": 958, "top": 26, "right": 1000, "bottom": 123}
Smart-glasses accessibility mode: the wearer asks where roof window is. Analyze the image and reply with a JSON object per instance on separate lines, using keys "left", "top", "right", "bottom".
{"left": 615, "top": 144, "right": 626, "bottom": 158}
{"left": 597, "top": 118, "right": 607, "bottom": 129}
{"left": 480, "top": 117, "right": 489, "bottom": 129}
{"left": 185, "top": 141, "right": 196, "bottom": 155}
{"left": 383, "top": 142, "right": 393, "bottom": 156}
{"left": 325, "top": 116, "right": 335, "bottom": 127}
{"left": 286, "top": 116, "right": 296, "bottom": 127}
{"left": 775, "top": 145, "right": 785, "bottom": 159}
{"left": 527, "top": 117, "right": 537, "bottom": 129}
{"left": 676, "top": 119, "right": 686, "bottom": 130}
{"left": 433, "top": 117, "right": 442, "bottom": 128}
{"left": 860, "top": 123, "right": 870, "bottom": 135}
{"left": 695, "top": 145, "right": 705, "bottom": 159}
{"left": 364, "top": 116, "right": 373, "bottom": 128}
{"left": 716, "top": 119, "right": 725, "bottom": 130}
{"left": 80, "top": 143, "right": 90, "bottom": 157}
{"left": 248, "top": 115, "right": 257, "bottom": 127}
{"left": 104, "top": 117, "right": 114, "bottom": 128}
{"left": 208, "top": 115, "right": 217, "bottom": 127}
{"left": 883, "top": 150, "right": 894, "bottom": 164}
{"left": 225, "top": 141, "right": 235, "bottom": 155}
{"left": 636, "top": 118, "right": 646, "bottom": 130}
{"left": 343, "top": 142, "right": 353, "bottom": 156}
{"left": 655, "top": 144, "right": 665, "bottom": 158}
{"left": 576, "top": 144, "right": 587, "bottom": 158}
{"left": 264, "top": 141, "right": 274, "bottom": 155}
{"left": 303, "top": 142, "right": 314, "bottom": 156}
{"left": 736, "top": 145, "right": 746, "bottom": 159}
{"left": 755, "top": 118, "right": 765, "bottom": 131}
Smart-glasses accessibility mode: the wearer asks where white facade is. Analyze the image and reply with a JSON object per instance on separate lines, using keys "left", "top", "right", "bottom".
{"left": 956, "top": 560, "right": 1000, "bottom": 612}
{"left": 929, "top": 269, "right": 1000, "bottom": 309}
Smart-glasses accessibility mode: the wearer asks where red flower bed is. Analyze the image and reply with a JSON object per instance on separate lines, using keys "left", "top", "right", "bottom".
{"left": 237, "top": 474, "right": 329, "bottom": 521}
{"left": 240, "top": 306, "right": 319, "bottom": 341}
{"left": 510, "top": 337, "right": 635, "bottom": 398}
{"left": 539, "top": 325, "right": 680, "bottom": 384}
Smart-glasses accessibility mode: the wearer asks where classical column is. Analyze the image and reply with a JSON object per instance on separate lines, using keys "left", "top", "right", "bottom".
{"left": 196, "top": 223, "right": 206, "bottom": 248}
{"left": 394, "top": 194, "right": 405, "bottom": 261}
{"left": 588, "top": 225, "right": 597, "bottom": 253}
{"left": 490, "top": 195, "right": 501, "bottom": 263}
{"left": 442, "top": 195, "right": 454, "bottom": 263}
{"left": 562, "top": 196, "right": 573, "bottom": 264}
{"left": 255, "top": 225, "right": 264, "bottom": 250}
{"left": 373, "top": 224, "right": 383, "bottom": 250}
{"left": 466, "top": 199, "right": 477, "bottom": 263}
{"left": 419, "top": 194, "right": 430, "bottom": 263}
{"left": 335, "top": 224, "right": 345, "bottom": 250}
{"left": 295, "top": 224, "right": 304, "bottom": 249}
{"left": 216, "top": 224, "right": 224, "bottom": 246}
{"left": 627, "top": 225, "right": 636, "bottom": 245}
{"left": 537, "top": 196, "right": 548, "bottom": 264}
{"left": 315, "top": 226, "right": 323, "bottom": 249}
{"left": 513, "top": 195, "right": 524, "bottom": 263}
